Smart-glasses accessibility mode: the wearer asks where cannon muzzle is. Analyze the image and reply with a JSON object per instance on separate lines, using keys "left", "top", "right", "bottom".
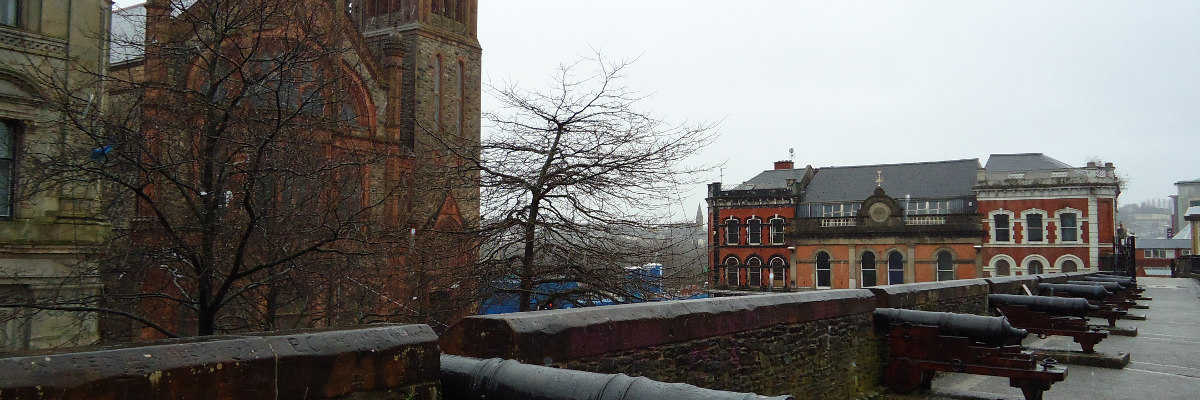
{"left": 874, "top": 308, "right": 1027, "bottom": 346}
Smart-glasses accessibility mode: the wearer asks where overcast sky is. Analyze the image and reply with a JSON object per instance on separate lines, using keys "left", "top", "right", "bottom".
{"left": 116, "top": 1, "right": 1200, "bottom": 219}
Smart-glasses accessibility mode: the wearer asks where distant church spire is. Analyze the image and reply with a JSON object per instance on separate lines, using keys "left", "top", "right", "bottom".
{"left": 696, "top": 203, "right": 704, "bottom": 225}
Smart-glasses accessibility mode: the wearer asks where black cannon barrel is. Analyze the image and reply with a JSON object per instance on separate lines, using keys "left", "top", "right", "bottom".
{"left": 1083, "top": 276, "right": 1134, "bottom": 288}
{"left": 873, "top": 308, "right": 1027, "bottom": 346}
{"left": 441, "top": 355, "right": 795, "bottom": 400}
{"left": 1038, "top": 283, "right": 1113, "bottom": 301}
{"left": 1066, "top": 280, "right": 1125, "bottom": 293}
{"left": 988, "top": 294, "right": 1099, "bottom": 317}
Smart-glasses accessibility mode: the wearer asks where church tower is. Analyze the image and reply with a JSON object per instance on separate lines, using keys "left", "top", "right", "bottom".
{"left": 347, "top": 0, "right": 482, "bottom": 226}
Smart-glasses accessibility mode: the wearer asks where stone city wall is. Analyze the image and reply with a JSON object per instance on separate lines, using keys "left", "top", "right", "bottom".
{"left": 0, "top": 272, "right": 1109, "bottom": 399}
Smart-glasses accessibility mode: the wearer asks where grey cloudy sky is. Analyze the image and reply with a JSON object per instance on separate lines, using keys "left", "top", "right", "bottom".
{"left": 115, "top": 1, "right": 1200, "bottom": 219}
{"left": 479, "top": 1, "right": 1200, "bottom": 219}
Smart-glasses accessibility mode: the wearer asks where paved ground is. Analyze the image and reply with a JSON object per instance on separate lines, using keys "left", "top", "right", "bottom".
{"left": 894, "top": 277, "right": 1200, "bottom": 400}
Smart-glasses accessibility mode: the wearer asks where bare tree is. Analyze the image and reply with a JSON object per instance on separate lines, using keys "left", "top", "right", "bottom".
{"left": 466, "top": 56, "right": 717, "bottom": 312}
{"left": 2, "top": 0, "right": 475, "bottom": 340}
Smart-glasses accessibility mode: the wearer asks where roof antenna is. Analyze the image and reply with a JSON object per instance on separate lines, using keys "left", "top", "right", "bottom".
{"left": 789, "top": 148, "right": 795, "bottom": 162}
{"left": 876, "top": 170, "right": 884, "bottom": 187}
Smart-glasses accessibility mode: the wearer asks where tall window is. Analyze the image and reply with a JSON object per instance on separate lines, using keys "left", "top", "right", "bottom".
{"left": 433, "top": 54, "right": 442, "bottom": 131}
{"left": 936, "top": 251, "right": 954, "bottom": 281}
{"left": 770, "top": 256, "right": 787, "bottom": 286}
{"left": 456, "top": 60, "right": 464, "bottom": 135}
{"left": 1027, "top": 260, "right": 1044, "bottom": 275}
{"left": 1061, "top": 259, "right": 1078, "bottom": 273}
{"left": 747, "top": 257, "right": 762, "bottom": 287}
{"left": 769, "top": 217, "right": 785, "bottom": 244}
{"left": 0, "top": 120, "right": 15, "bottom": 218}
{"left": 0, "top": 285, "right": 32, "bottom": 351}
{"left": 724, "top": 257, "right": 739, "bottom": 286}
{"left": 993, "top": 214, "right": 1010, "bottom": 242}
{"left": 1026, "top": 214, "right": 1044, "bottom": 242}
{"left": 815, "top": 252, "right": 831, "bottom": 288}
{"left": 860, "top": 252, "right": 877, "bottom": 287}
{"left": 724, "top": 218, "right": 739, "bottom": 245}
{"left": 0, "top": 0, "right": 18, "bottom": 27}
{"left": 1059, "top": 213, "right": 1078, "bottom": 242}
{"left": 995, "top": 259, "right": 1011, "bottom": 276}
{"left": 747, "top": 218, "right": 762, "bottom": 245}
{"left": 887, "top": 251, "right": 904, "bottom": 285}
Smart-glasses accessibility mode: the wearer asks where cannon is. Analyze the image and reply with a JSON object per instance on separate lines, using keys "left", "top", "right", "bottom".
{"left": 1064, "top": 281, "right": 1142, "bottom": 305}
{"left": 1037, "top": 283, "right": 1111, "bottom": 301}
{"left": 989, "top": 294, "right": 1108, "bottom": 353}
{"left": 874, "top": 308, "right": 1067, "bottom": 400}
{"left": 441, "top": 355, "right": 795, "bottom": 400}
{"left": 1084, "top": 276, "right": 1146, "bottom": 298}
{"left": 1038, "top": 283, "right": 1128, "bottom": 326}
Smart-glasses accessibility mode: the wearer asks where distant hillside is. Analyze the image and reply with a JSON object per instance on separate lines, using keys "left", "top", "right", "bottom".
{"left": 1118, "top": 199, "right": 1172, "bottom": 239}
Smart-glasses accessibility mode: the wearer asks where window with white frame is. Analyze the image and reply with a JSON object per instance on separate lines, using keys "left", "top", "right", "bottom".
{"left": 815, "top": 252, "right": 831, "bottom": 288}
{"left": 724, "top": 218, "right": 739, "bottom": 245}
{"left": 903, "top": 199, "right": 949, "bottom": 215}
{"left": 993, "top": 214, "right": 1011, "bottom": 242}
{"left": 770, "top": 256, "right": 786, "bottom": 283}
{"left": 860, "top": 251, "right": 877, "bottom": 287}
{"left": 1059, "top": 212, "right": 1078, "bottom": 242}
{"left": 724, "top": 256, "right": 739, "bottom": 286}
{"left": 747, "top": 257, "right": 762, "bottom": 287}
{"left": 1167, "top": 250, "right": 1176, "bottom": 258}
{"left": 1026, "top": 213, "right": 1044, "bottom": 242}
{"left": 769, "top": 217, "right": 785, "bottom": 244}
{"left": 747, "top": 218, "right": 762, "bottom": 245}
{"left": 821, "top": 203, "right": 859, "bottom": 217}
{"left": 1144, "top": 249, "right": 1153, "bottom": 258}
{"left": 0, "top": 120, "right": 15, "bottom": 218}
{"left": 936, "top": 251, "right": 954, "bottom": 281}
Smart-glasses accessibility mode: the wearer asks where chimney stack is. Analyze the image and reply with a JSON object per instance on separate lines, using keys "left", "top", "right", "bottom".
{"left": 774, "top": 160, "right": 795, "bottom": 170}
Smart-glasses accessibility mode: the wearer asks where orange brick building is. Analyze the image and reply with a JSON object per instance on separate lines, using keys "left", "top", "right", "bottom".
{"left": 709, "top": 154, "right": 1119, "bottom": 291}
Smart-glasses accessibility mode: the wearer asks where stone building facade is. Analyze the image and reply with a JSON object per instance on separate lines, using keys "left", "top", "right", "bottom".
{"left": 0, "top": 0, "right": 111, "bottom": 351}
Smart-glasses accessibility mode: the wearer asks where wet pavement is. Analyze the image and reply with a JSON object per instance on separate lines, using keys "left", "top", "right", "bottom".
{"left": 891, "top": 277, "right": 1200, "bottom": 400}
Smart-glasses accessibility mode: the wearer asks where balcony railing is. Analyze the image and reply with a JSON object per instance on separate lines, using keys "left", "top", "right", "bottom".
{"left": 820, "top": 218, "right": 857, "bottom": 227}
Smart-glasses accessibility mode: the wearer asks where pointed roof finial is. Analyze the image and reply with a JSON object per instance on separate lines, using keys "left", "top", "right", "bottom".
{"left": 876, "top": 170, "right": 884, "bottom": 187}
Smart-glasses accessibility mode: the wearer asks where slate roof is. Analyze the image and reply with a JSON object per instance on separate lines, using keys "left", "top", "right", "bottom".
{"left": 984, "top": 153, "right": 1073, "bottom": 172}
{"left": 802, "top": 159, "right": 980, "bottom": 203}
{"left": 730, "top": 169, "right": 810, "bottom": 191}
{"left": 1172, "top": 223, "right": 1191, "bottom": 240}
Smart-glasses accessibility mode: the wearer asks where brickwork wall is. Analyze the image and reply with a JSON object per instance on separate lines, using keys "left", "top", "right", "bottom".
{"left": 0, "top": 324, "right": 441, "bottom": 400}
{"left": 556, "top": 313, "right": 880, "bottom": 399}
{"left": 440, "top": 290, "right": 882, "bottom": 399}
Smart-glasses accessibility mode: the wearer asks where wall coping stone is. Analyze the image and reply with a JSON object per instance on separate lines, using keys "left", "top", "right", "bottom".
{"left": 0, "top": 324, "right": 439, "bottom": 400}
{"left": 984, "top": 275, "right": 1041, "bottom": 295}
{"left": 440, "top": 290, "right": 876, "bottom": 364}
{"left": 867, "top": 279, "right": 989, "bottom": 309}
